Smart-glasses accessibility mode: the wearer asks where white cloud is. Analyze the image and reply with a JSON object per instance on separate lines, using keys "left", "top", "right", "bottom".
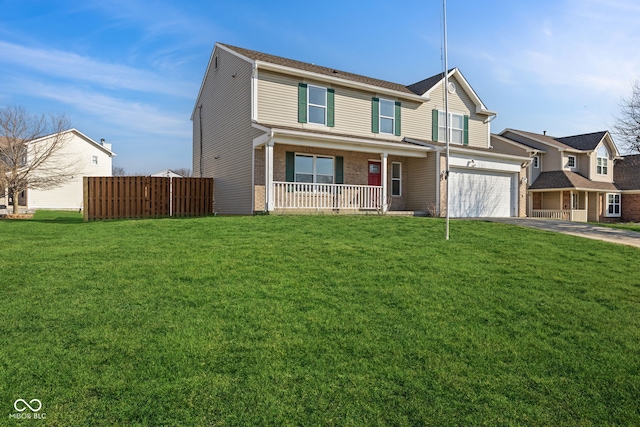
{"left": 0, "top": 41, "right": 195, "bottom": 98}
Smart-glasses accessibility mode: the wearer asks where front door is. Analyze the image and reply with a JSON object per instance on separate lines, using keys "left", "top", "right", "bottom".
{"left": 368, "top": 161, "right": 381, "bottom": 186}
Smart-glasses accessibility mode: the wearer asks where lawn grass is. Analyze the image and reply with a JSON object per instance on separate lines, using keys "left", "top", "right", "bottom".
{"left": 594, "top": 221, "right": 640, "bottom": 233}
{"left": 1, "top": 212, "right": 639, "bottom": 426}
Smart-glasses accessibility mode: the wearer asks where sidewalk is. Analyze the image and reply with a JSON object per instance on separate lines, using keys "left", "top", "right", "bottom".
{"left": 484, "top": 218, "right": 640, "bottom": 248}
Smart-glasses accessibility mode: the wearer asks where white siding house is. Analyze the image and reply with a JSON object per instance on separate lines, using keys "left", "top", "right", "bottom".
{"left": 11, "top": 129, "right": 115, "bottom": 211}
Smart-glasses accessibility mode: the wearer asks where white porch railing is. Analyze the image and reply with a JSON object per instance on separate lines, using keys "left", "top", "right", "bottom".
{"left": 273, "top": 182, "right": 382, "bottom": 210}
{"left": 530, "top": 209, "right": 570, "bottom": 220}
{"left": 529, "top": 209, "right": 587, "bottom": 222}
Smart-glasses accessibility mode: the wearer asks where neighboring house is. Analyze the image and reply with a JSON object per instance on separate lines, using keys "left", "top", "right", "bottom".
{"left": 491, "top": 129, "right": 630, "bottom": 222}
{"left": 1, "top": 129, "right": 115, "bottom": 211}
{"left": 192, "top": 43, "right": 529, "bottom": 216}
{"left": 613, "top": 154, "right": 640, "bottom": 222}
{"left": 151, "top": 169, "right": 185, "bottom": 178}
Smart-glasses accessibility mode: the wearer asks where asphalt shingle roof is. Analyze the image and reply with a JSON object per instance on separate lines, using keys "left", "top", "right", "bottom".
{"left": 406, "top": 70, "right": 454, "bottom": 96}
{"left": 614, "top": 154, "right": 640, "bottom": 190}
{"left": 529, "top": 171, "right": 618, "bottom": 191}
{"left": 220, "top": 43, "right": 417, "bottom": 95}
{"left": 555, "top": 131, "right": 608, "bottom": 151}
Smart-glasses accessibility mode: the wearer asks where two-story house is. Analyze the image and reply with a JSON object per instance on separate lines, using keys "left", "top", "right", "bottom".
{"left": 491, "top": 129, "right": 626, "bottom": 222}
{"left": 192, "top": 43, "right": 529, "bottom": 216}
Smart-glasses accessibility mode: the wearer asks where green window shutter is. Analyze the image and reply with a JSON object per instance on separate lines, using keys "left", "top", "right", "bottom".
{"left": 298, "top": 83, "right": 307, "bottom": 123}
{"left": 371, "top": 97, "right": 379, "bottom": 133}
{"left": 335, "top": 156, "right": 344, "bottom": 184}
{"left": 327, "top": 88, "right": 335, "bottom": 127}
{"left": 394, "top": 101, "right": 401, "bottom": 136}
{"left": 286, "top": 151, "right": 295, "bottom": 182}
{"left": 432, "top": 109, "right": 439, "bottom": 141}
{"left": 463, "top": 115, "right": 469, "bottom": 146}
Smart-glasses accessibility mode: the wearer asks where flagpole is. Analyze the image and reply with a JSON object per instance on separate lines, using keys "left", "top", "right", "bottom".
{"left": 443, "top": 0, "right": 450, "bottom": 240}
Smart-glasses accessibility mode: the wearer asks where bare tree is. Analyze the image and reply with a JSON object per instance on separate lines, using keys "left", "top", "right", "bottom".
{"left": 173, "top": 168, "right": 192, "bottom": 177}
{"left": 613, "top": 79, "right": 640, "bottom": 154}
{"left": 0, "top": 106, "right": 81, "bottom": 213}
{"left": 112, "top": 166, "right": 127, "bottom": 176}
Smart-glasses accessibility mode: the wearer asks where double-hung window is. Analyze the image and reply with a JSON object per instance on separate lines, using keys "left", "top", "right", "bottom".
{"left": 596, "top": 146, "right": 608, "bottom": 175}
{"left": 298, "top": 83, "right": 334, "bottom": 126}
{"left": 433, "top": 110, "right": 468, "bottom": 145}
{"left": 391, "top": 162, "right": 401, "bottom": 196}
{"left": 294, "top": 154, "right": 334, "bottom": 184}
{"left": 567, "top": 155, "right": 576, "bottom": 169}
{"left": 379, "top": 99, "right": 395, "bottom": 134}
{"left": 371, "top": 98, "right": 401, "bottom": 136}
{"left": 606, "top": 193, "right": 620, "bottom": 217}
{"left": 308, "top": 85, "right": 327, "bottom": 125}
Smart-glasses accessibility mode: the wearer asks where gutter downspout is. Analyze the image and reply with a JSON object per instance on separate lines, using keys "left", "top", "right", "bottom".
{"left": 198, "top": 105, "right": 203, "bottom": 177}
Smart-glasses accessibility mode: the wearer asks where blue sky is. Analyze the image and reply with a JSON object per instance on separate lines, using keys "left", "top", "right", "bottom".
{"left": 1, "top": 0, "right": 639, "bottom": 173}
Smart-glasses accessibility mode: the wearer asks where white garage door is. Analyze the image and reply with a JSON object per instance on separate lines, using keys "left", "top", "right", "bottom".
{"left": 449, "top": 168, "right": 516, "bottom": 217}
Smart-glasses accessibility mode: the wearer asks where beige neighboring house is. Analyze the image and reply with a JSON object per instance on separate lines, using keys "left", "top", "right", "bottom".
{"left": 192, "top": 43, "right": 529, "bottom": 216}
{"left": 1, "top": 129, "right": 115, "bottom": 211}
{"left": 491, "top": 129, "right": 632, "bottom": 222}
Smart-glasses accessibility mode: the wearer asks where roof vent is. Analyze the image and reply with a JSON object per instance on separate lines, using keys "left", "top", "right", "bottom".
{"left": 543, "top": 131, "right": 546, "bottom": 136}
{"left": 332, "top": 70, "right": 339, "bottom": 74}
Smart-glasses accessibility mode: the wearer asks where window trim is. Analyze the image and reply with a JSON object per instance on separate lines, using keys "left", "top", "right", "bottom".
{"left": 605, "top": 193, "right": 621, "bottom": 217}
{"left": 307, "top": 84, "right": 327, "bottom": 126}
{"left": 294, "top": 153, "right": 334, "bottom": 184}
{"left": 597, "top": 145, "right": 608, "bottom": 175}
{"left": 391, "top": 162, "right": 401, "bottom": 197}
{"left": 567, "top": 155, "right": 576, "bottom": 169}
{"left": 438, "top": 110, "right": 465, "bottom": 144}
{"left": 379, "top": 98, "right": 395, "bottom": 135}
{"left": 532, "top": 155, "right": 539, "bottom": 168}
{"left": 91, "top": 155, "right": 98, "bottom": 166}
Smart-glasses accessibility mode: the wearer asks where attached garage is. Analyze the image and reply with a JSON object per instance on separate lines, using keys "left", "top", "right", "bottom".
{"left": 449, "top": 168, "right": 517, "bottom": 217}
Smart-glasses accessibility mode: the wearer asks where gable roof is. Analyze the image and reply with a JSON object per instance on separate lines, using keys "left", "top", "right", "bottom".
{"left": 219, "top": 43, "right": 416, "bottom": 95}
{"left": 500, "top": 129, "right": 616, "bottom": 154}
{"left": 1, "top": 129, "right": 115, "bottom": 156}
{"left": 529, "top": 170, "right": 618, "bottom": 191}
{"left": 614, "top": 154, "right": 640, "bottom": 190}
{"left": 406, "top": 70, "right": 454, "bottom": 96}
{"left": 555, "top": 131, "right": 608, "bottom": 151}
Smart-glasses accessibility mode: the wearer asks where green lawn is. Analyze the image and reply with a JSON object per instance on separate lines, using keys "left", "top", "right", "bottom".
{"left": 594, "top": 222, "right": 640, "bottom": 233}
{"left": 1, "top": 212, "right": 639, "bottom": 426}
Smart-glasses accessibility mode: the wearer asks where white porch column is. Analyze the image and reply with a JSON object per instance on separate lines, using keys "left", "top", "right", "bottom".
{"left": 381, "top": 152, "right": 388, "bottom": 213}
{"left": 265, "top": 140, "right": 274, "bottom": 212}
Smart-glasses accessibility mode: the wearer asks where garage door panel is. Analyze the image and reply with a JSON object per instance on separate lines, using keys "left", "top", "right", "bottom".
{"left": 449, "top": 169, "right": 515, "bottom": 217}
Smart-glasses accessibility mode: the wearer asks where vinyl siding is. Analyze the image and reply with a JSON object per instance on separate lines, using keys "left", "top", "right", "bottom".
{"left": 405, "top": 155, "right": 436, "bottom": 212}
{"left": 541, "top": 192, "right": 561, "bottom": 210}
{"left": 501, "top": 131, "right": 563, "bottom": 171}
{"left": 425, "top": 75, "right": 489, "bottom": 148}
{"left": 590, "top": 142, "right": 614, "bottom": 183}
{"left": 193, "top": 46, "right": 263, "bottom": 214}
{"left": 26, "top": 132, "right": 113, "bottom": 210}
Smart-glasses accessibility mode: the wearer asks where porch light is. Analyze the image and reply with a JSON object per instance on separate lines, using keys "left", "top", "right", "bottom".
{"left": 467, "top": 159, "right": 476, "bottom": 167}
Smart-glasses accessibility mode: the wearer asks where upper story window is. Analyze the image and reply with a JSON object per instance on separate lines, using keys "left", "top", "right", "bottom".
{"left": 371, "top": 98, "right": 401, "bottom": 136}
{"left": 597, "top": 145, "right": 608, "bottom": 175}
{"left": 432, "top": 109, "right": 468, "bottom": 145}
{"left": 308, "top": 85, "right": 327, "bottom": 125}
{"left": 298, "top": 83, "right": 334, "bottom": 127}
{"left": 91, "top": 155, "right": 98, "bottom": 165}
{"left": 532, "top": 155, "right": 539, "bottom": 168}
{"left": 567, "top": 155, "right": 576, "bottom": 169}
{"left": 379, "top": 99, "right": 396, "bottom": 134}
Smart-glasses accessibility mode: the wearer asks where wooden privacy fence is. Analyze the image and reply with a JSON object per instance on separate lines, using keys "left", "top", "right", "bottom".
{"left": 83, "top": 176, "right": 213, "bottom": 221}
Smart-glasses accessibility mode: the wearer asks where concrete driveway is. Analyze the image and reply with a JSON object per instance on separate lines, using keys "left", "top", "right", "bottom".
{"left": 483, "top": 218, "right": 640, "bottom": 248}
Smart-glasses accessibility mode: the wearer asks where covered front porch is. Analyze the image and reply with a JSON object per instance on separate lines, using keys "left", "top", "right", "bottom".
{"left": 528, "top": 190, "right": 600, "bottom": 222}
{"left": 252, "top": 125, "right": 434, "bottom": 214}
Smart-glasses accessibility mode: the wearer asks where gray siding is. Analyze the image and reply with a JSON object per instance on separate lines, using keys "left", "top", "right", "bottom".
{"left": 193, "top": 46, "right": 263, "bottom": 214}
